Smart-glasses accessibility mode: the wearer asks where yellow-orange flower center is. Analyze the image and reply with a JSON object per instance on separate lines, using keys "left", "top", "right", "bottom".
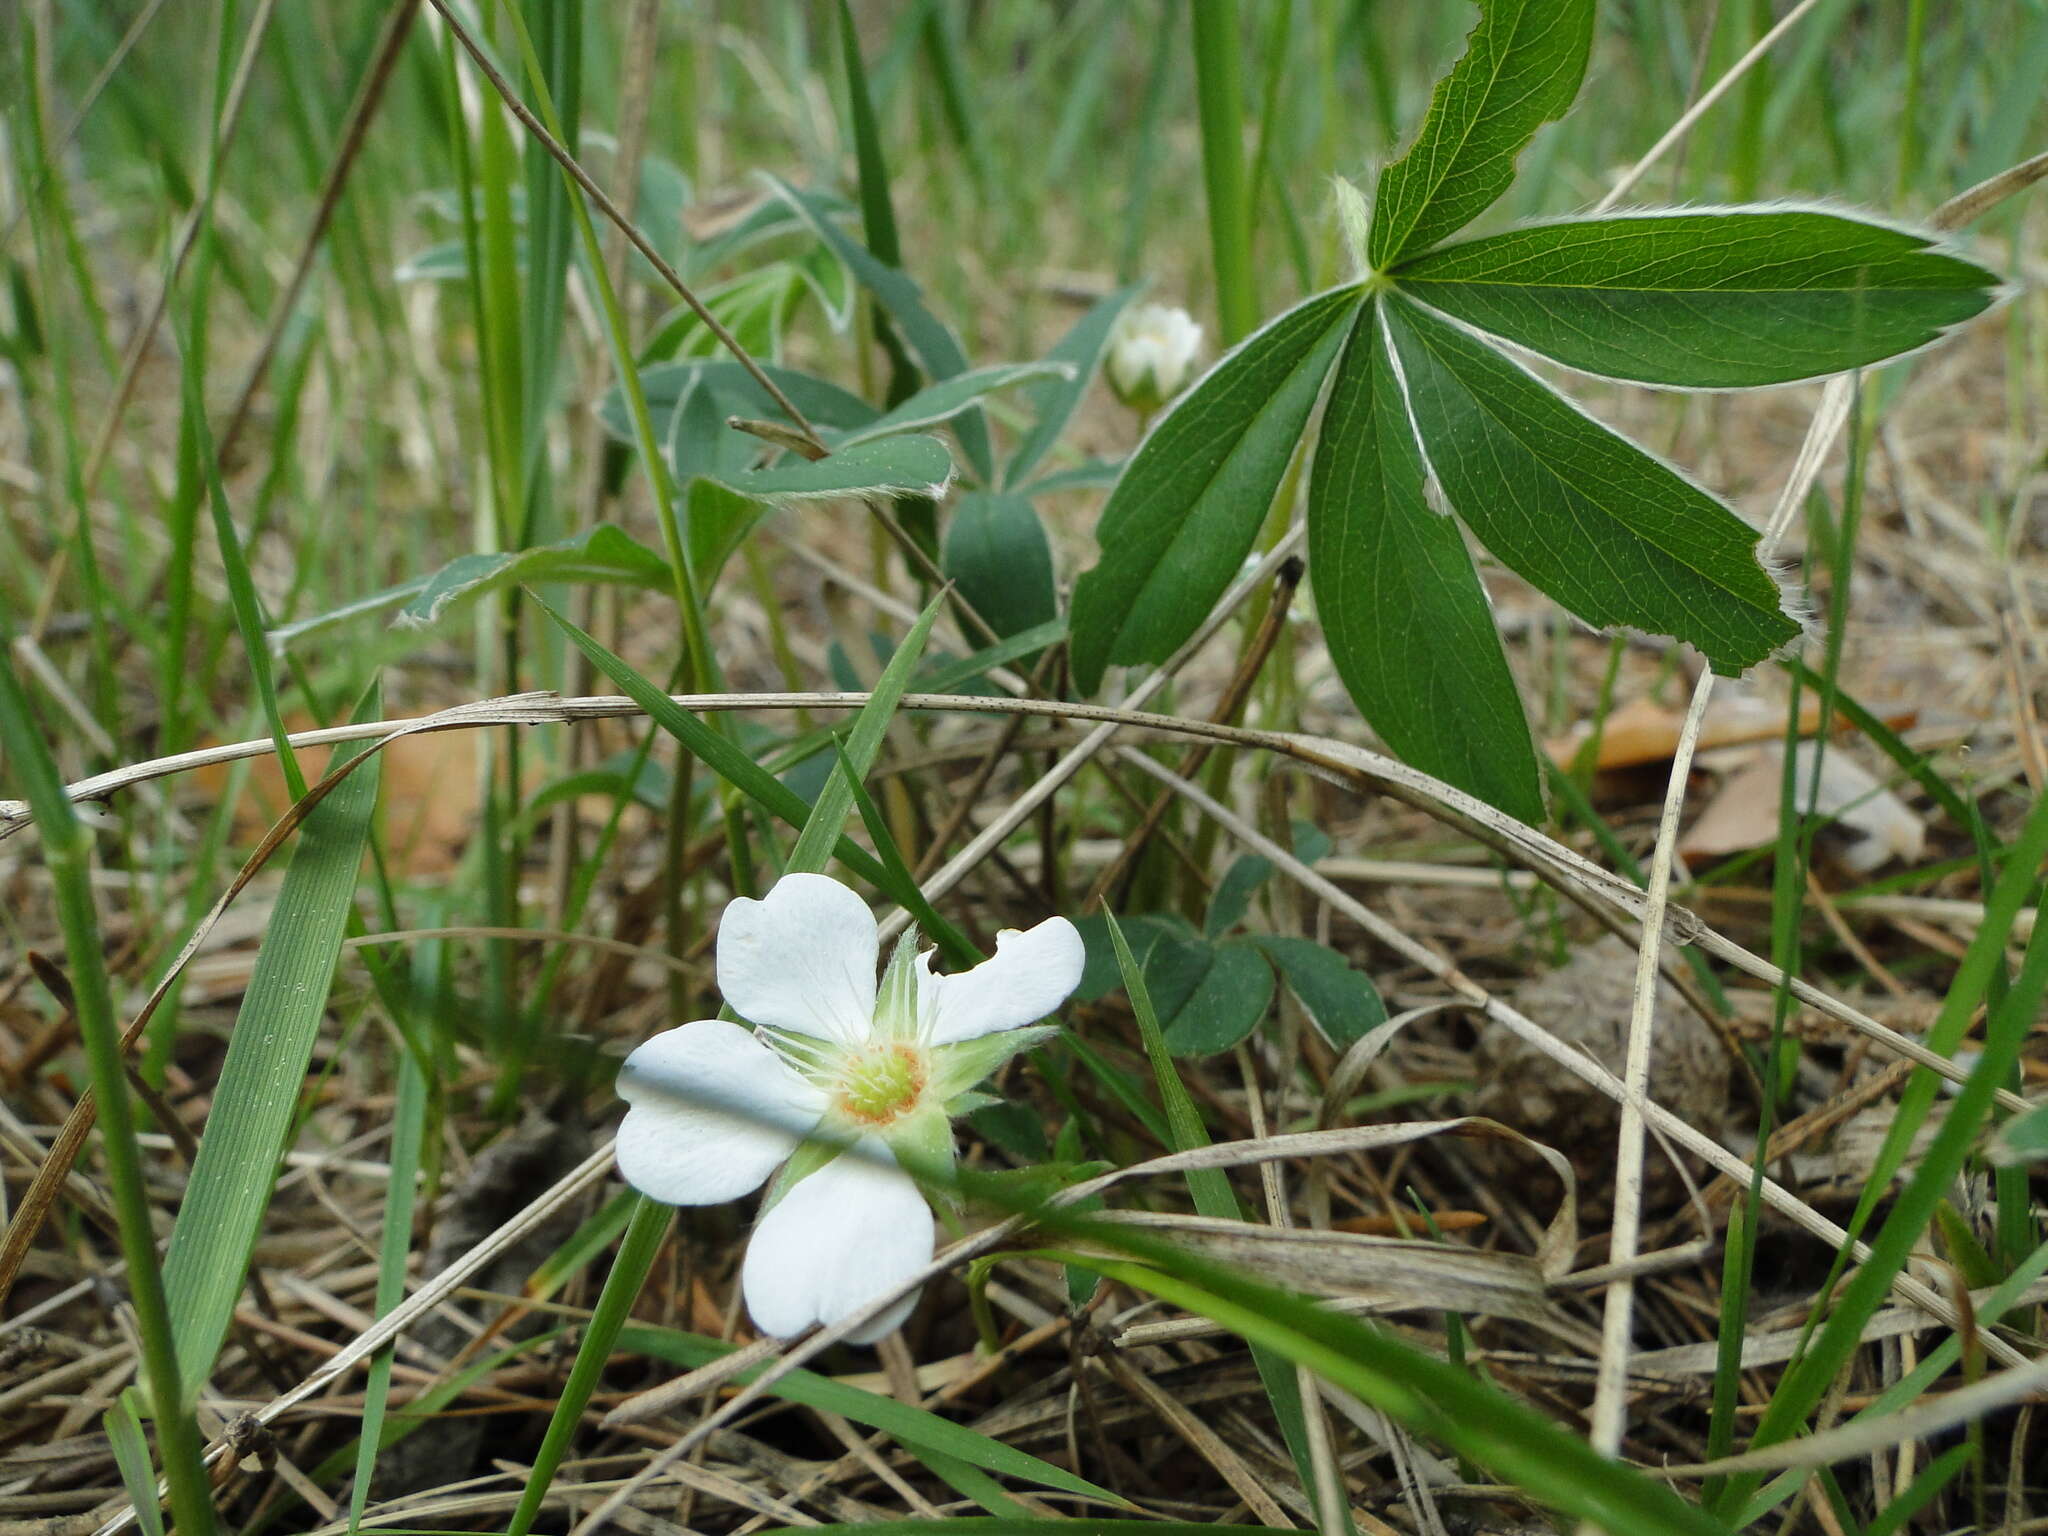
{"left": 833, "top": 1043, "right": 926, "bottom": 1126}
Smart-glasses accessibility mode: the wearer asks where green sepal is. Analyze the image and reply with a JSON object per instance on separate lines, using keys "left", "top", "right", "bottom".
{"left": 930, "top": 1024, "right": 1059, "bottom": 1101}
{"left": 881, "top": 1103, "right": 959, "bottom": 1196}
{"left": 946, "top": 1090, "right": 1004, "bottom": 1116}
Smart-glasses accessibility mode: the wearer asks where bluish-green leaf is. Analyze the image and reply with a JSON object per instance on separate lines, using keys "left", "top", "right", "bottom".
{"left": 766, "top": 173, "right": 996, "bottom": 482}
{"left": 1308, "top": 301, "right": 1542, "bottom": 819}
{"left": 1366, "top": 0, "right": 1594, "bottom": 269}
{"left": 941, "top": 491, "right": 1057, "bottom": 642}
{"left": 1251, "top": 935, "right": 1388, "bottom": 1050}
{"left": 598, "top": 359, "right": 879, "bottom": 444}
{"left": 1004, "top": 285, "right": 1139, "bottom": 488}
{"left": 1383, "top": 295, "right": 1799, "bottom": 674}
{"left": 831, "top": 362, "right": 1073, "bottom": 450}
{"left": 1069, "top": 285, "right": 1364, "bottom": 694}
{"left": 395, "top": 525, "right": 669, "bottom": 628}
{"left": 712, "top": 434, "right": 953, "bottom": 503}
{"left": 1395, "top": 211, "right": 2000, "bottom": 386}
{"left": 162, "top": 689, "right": 382, "bottom": 1393}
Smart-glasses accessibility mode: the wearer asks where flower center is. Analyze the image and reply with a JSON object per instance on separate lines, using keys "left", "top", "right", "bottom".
{"left": 833, "top": 1043, "right": 926, "bottom": 1126}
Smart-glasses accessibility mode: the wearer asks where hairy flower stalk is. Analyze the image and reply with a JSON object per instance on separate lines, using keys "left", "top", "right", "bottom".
{"left": 614, "top": 874, "right": 1083, "bottom": 1342}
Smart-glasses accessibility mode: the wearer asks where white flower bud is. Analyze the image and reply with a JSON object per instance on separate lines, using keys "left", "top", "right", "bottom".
{"left": 1106, "top": 302, "right": 1203, "bottom": 414}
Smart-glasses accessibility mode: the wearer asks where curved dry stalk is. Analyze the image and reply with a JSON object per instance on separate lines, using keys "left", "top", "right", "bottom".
{"left": 1, "top": 688, "right": 2018, "bottom": 1113}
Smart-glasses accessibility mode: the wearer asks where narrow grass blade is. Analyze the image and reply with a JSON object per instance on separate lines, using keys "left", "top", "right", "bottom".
{"left": 505, "top": 1195, "right": 673, "bottom": 1536}
{"left": 1718, "top": 787, "right": 2048, "bottom": 1516}
{"left": 105, "top": 1390, "right": 167, "bottom": 1536}
{"left": 1100, "top": 913, "right": 1327, "bottom": 1525}
{"left": 616, "top": 1326, "right": 1117, "bottom": 1502}
{"left": 161, "top": 685, "right": 384, "bottom": 1396}
{"left": 787, "top": 593, "right": 941, "bottom": 874}
{"left": 0, "top": 627, "right": 219, "bottom": 1536}
{"left": 1188, "top": 0, "right": 1255, "bottom": 344}
{"left": 346, "top": 1040, "right": 427, "bottom": 1533}
{"left": 529, "top": 593, "right": 973, "bottom": 959}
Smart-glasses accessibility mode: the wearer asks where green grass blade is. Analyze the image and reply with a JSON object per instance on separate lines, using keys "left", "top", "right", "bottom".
{"left": 346, "top": 1039, "right": 428, "bottom": 1534}
{"left": 105, "top": 1389, "right": 167, "bottom": 1536}
{"left": 528, "top": 592, "right": 974, "bottom": 959}
{"left": 787, "top": 592, "right": 940, "bottom": 874}
{"left": 160, "top": 686, "right": 383, "bottom": 1397}
{"left": 505, "top": 1196, "right": 673, "bottom": 1536}
{"left": 1717, "top": 786, "right": 2048, "bottom": 1516}
{"left": 1101, "top": 913, "right": 1328, "bottom": 1526}
{"left": 0, "top": 625, "right": 219, "bottom": 1536}
{"left": 616, "top": 1325, "right": 1117, "bottom": 1502}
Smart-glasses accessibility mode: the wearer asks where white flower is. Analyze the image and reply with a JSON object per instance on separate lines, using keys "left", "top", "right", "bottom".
{"left": 1106, "top": 302, "right": 1203, "bottom": 413}
{"left": 614, "top": 873, "right": 1085, "bottom": 1343}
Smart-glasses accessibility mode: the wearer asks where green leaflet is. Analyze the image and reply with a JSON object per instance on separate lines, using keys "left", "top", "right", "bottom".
{"left": 830, "top": 362, "right": 1072, "bottom": 450}
{"left": 1250, "top": 935, "right": 1388, "bottom": 1050}
{"left": 1068, "top": 285, "right": 1364, "bottom": 695}
{"left": 1382, "top": 294, "right": 1800, "bottom": 674}
{"left": 1366, "top": 0, "right": 1594, "bottom": 269}
{"left": 941, "top": 491, "right": 1057, "bottom": 642}
{"left": 1396, "top": 210, "right": 2000, "bottom": 387}
{"left": 766, "top": 173, "right": 996, "bottom": 482}
{"left": 711, "top": 433, "right": 954, "bottom": 502}
{"left": 1307, "top": 299, "right": 1543, "bottom": 820}
{"left": 395, "top": 525, "right": 670, "bottom": 627}
{"left": 600, "top": 358, "right": 878, "bottom": 443}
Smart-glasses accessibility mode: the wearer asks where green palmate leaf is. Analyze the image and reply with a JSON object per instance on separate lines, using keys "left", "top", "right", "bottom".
{"left": 1004, "top": 284, "right": 1138, "bottom": 488}
{"left": 1366, "top": 0, "right": 1594, "bottom": 269}
{"left": 711, "top": 433, "right": 953, "bottom": 502}
{"left": 1383, "top": 295, "right": 1799, "bottom": 673}
{"left": 830, "top": 362, "right": 1073, "bottom": 450}
{"left": 395, "top": 525, "right": 669, "bottom": 627}
{"left": 1069, "top": 285, "right": 1365, "bottom": 694}
{"left": 941, "top": 491, "right": 1057, "bottom": 641}
{"left": 162, "top": 689, "right": 382, "bottom": 1394}
{"left": 1395, "top": 210, "right": 2000, "bottom": 387}
{"left": 1309, "top": 299, "right": 1543, "bottom": 819}
{"left": 1250, "top": 935, "right": 1388, "bottom": 1049}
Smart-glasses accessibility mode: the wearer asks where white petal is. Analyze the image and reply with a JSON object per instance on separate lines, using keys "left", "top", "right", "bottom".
{"left": 742, "top": 1139, "right": 934, "bottom": 1344}
{"left": 924, "top": 916, "right": 1086, "bottom": 1044}
{"left": 717, "top": 873, "right": 879, "bottom": 1043}
{"left": 614, "top": 1021, "right": 825, "bottom": 1206}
